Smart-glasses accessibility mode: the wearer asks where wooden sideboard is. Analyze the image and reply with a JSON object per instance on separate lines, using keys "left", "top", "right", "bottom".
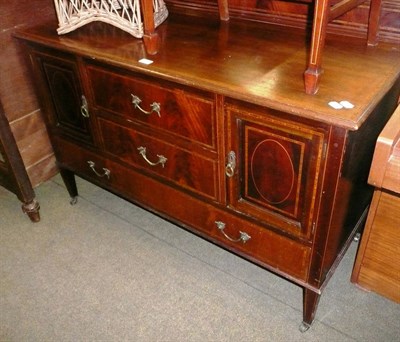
{"left": 351, "top": 105, "right": 400, "bottom": 303}
{"left": 15, "top": 13, "right": 400, "bottom": 330}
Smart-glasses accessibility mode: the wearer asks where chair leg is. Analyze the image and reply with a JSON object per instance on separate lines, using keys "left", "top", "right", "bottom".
{"left": 304, "top": 0, "right": 330, "bottom": 95}
{"left": 140, "top": 0, "right": 159, "bottom": 55}
{"left": 367, "top": 0, "right": 383, "bottom": 46}
{"left": 217, "top": 0, "right": 229, "bottom": 21}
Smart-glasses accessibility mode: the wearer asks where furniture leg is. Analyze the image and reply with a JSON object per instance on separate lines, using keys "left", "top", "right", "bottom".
{"left": 367, "top": 0, "right": 383, "bottom": 46}
{"left": 300, "top": 288, "right": 321, "bottom": 332}
{"left": 140, "top": 0, "right": 159, "bottom": 55}
{"left": 304, "top": 0, "right": 330, "bottom": 95}
{"left": 0, "top": 99, "right": 41, "bottom": 222}
{"left": 22, "top": 199, "right": 41, "bottom": 222}
{"left": 217, "top": 0, "right": 229, "bottom": 21}
{"left": 59, "top": 168, "right": 78, "bottom": 205}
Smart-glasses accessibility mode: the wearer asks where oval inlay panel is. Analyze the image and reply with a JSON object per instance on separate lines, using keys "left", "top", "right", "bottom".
{"left": 250, "top": 139, "right": 295, "bottom": 204}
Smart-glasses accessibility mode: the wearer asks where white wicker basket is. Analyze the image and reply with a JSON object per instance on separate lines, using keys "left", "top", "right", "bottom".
{"left": 53, "top": 0, "right": 168, "bottom": 38}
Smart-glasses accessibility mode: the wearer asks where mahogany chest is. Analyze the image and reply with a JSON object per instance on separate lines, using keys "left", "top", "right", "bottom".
{"left": 15, "top": 13, "right": 400, "bottom": 330}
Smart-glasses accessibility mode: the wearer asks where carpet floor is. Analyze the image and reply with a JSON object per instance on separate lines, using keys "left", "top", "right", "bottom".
{"left": 1, "top": 175, "right": 399, "bottom": 341}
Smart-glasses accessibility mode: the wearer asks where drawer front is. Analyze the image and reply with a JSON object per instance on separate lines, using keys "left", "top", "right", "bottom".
{"left": 98, "top": 118, "right": 219, "bottom": 200}
{"left": 87, "top": 65, "right": 216, "bottom": 149}
{"left": 206, "top": 210, "right": 311, "bottom": 282}
{"left": 53, "top": 138, "right": 213, "bottom": 237}
{"left": 54, "top": 138, "right": 310, "bottom": 283}
{"left": 53, "top": 137, "right": 111, "bottom": 184}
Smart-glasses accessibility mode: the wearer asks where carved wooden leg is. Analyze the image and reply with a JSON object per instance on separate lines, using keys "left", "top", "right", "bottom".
{"left": 367, "top": 0, "right": 383, "bottom": 46}
{"left": 140, "top": 0, "right": 159, "bottom": 55}
{"left": 22, "top": 198, "right": 40, "bottom": 222}
{"left": 300, "top": 288, "right": 321, "bottom": 332}
{"left": 59, "top": 168, "right": 78, "bottom": 205}
{"left": 304, "top": 0, "right": 330, "bottom": 95}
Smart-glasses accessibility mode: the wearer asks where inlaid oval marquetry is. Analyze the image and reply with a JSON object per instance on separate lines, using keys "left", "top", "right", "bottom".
{"left": 250, "top": 139, "right": 295, "bottom": 204}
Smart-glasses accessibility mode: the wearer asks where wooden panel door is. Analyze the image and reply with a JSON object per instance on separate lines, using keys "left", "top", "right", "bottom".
{"left": 226, "top": 101, "right": 328, "bottom": 240}
{"left": 32, "top": 51, "right": 92, "bottom": 143}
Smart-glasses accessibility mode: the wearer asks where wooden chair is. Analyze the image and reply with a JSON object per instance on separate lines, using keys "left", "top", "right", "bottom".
{"left": 141, "top": 0, "right": 382, "bottom": 94}
{"left": 304, "top": 0, "right": 383, "bottom": 94}
{"left": 140, "top": 0, "right": 229, "bottom": 54}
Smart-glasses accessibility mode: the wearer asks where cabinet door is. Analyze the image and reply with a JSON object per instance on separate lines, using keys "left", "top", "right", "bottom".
{"left": 226, "top": 103, "right": 327, "bottom": 240}
{"left": 32, "top": 51, "right": 92, "bottom": 143}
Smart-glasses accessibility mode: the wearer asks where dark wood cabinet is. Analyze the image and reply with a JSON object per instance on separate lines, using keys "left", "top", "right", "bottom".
{"left": 15, "top": 13, "right": 400, "bottom": 331}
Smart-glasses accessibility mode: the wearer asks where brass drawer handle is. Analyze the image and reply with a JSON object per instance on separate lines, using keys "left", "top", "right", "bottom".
{"left": 87, "top": 161, "right": 110, "bottom": 179}
{"left": 131, "top": 94, "right": 161, "bottom": 117}
{"left": 81, "top": 95, "right": 90, "bottom": 118}
{"left": 225, "top": 151, "right": 236, "bottom": 177}
{"left": 215, "top": 221, "right": 251, "bottom": 243}
{"left": 137, "top": 146, "right": 167, "bottom": 168}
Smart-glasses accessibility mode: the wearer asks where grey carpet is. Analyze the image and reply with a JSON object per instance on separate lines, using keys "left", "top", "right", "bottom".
{"left": 1, "top": 175, "right": 399, "bottom": 341}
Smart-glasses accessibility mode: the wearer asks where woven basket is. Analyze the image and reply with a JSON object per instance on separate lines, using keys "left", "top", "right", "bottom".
{"left": 53, "top": 0, "right": 168, "bottom": 38}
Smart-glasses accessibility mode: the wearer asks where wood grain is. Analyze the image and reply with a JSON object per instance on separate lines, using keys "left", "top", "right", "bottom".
{"left": 165, "top": 0, "right": 400, "bottom": 43}
{"left": 353, "top": 190, "right": 400, "bottom": 303}
{"left": 0, "top": 0, "right": 57, "bottom": 187}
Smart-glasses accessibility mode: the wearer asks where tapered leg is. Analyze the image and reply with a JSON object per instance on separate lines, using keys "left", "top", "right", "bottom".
{"left": 304, "top": 0, "right": 329, "bottom": 95}
{"left": 300, "top": 288, "right": 321, "bottom": 332}
{"left": 367, "top": 0, "right": 383, "bottom": 46}
{"left": 217, "top": 0, "right": 229, "bottom": 21}
{"left": 140, "top": 0, "right": 159, "bottom": 55}
{"left": 59, "top": 168, "right": 78, "bottom": 205}
{"left": 22, "top": 199, "right": 40, "bottom": 222}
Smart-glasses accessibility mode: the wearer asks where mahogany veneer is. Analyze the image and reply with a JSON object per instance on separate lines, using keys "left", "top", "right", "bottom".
{"left": 15, "top": 14, "right": 400, "bottom": 330}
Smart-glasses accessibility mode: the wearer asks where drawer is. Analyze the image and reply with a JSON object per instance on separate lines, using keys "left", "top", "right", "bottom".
{"left": 53, "top": 137, "right": 112, "bottom": 186}
{"left": 98, "top": 118, "right": 219, "bottom": 201}
{"left": 206, "top": 210, "right": 311, "bottom": 282}
{"left": 53, "top": 137, "right": 214, "bottom": 237}
{"left": 53, "top": 137, "right": 309, "bottom": 283}
{"left": 86, "top": 65, "right": 216, "bottom": 149}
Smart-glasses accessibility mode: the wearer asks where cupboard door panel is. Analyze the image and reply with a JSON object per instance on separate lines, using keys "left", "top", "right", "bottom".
{"left": 227, "top": 103, "right": 327, "bottom": 240}
{"left": 33, "top": 52, "right": 92, "bottom": 143}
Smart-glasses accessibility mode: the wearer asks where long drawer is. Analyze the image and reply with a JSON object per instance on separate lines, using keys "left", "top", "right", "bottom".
{"left": 206, "top": 210, "right": 311, "bottom": 281}
{"left": 53, "top": 137, "right": 311, "bottom": 283}
{"left": 86, "top": 64, "right": 216, "bottom": 149}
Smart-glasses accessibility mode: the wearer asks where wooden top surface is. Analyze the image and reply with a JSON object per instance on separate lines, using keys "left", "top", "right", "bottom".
{"left": 14, "top": 13, "right": 400, "bottom": 130}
